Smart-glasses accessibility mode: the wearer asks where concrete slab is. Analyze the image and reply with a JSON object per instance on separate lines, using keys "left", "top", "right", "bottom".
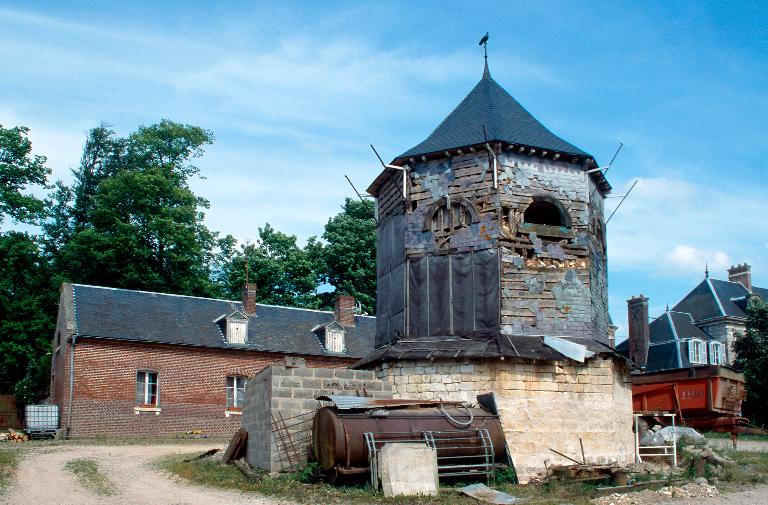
{"left": 378, "top": 443, "right": 438, "bottom": 497}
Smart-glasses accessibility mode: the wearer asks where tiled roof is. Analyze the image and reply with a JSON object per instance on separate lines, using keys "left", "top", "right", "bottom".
{"left": 397, "top": 65, "right": 589, "bottom": 160}
{"left": 70, "top": 284, "right": 375, "bottom": 358}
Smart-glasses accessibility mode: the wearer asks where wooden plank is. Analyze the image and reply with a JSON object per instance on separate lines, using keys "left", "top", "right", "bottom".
{"left": 221, "top": 429, "right": 248, "bottom": 464}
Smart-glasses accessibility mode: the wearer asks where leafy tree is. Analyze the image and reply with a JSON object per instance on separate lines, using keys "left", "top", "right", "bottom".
{"left": 321, "top": 198, "right": 376, "bottom": 314}
{"left": 734, "top": 295, "right": 768, "bottom": 427}
{"left": 0, "top": 124, "right": 54, "bottom": 400}
{"left": 222, "top": 224, "right": 323, "bottom": 308}
{"left": 52, "top": 120, "right": 220, "bottom": 297}
{"left": 0, "top": 124, "right": 50, "bottom": 224}
{"left": 0, "top": 232, "right": 56, "bottom": 399}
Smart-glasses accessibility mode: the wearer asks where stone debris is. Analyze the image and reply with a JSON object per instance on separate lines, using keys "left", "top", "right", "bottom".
{"left": 592, "top": 482, "right": 718, "bottom": 505}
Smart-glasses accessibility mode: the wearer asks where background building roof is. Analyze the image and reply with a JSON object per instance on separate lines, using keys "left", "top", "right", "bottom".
{"left": 70, "top": 284, "right": 375, "bottom": 358}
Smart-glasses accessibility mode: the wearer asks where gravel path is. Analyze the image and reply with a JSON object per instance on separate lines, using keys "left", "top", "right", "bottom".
{"left": 2, "top": 443, "right": 289, "bottom": 505}
{"left": 672, "top": 485, "right": 768, "bottom": 505}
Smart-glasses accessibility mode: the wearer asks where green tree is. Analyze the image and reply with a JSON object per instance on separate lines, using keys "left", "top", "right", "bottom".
{"left": 321, "top": 198, "right": 376, "bottom": 314}
{"left": 222, "top": 224, "right": 323, "bottom": 308}
{"left": 734, "top": 295, "right": 768, "bottom": 427}
{"left": 0, "top": 124, "right": 50, "bottom": 224}
{"left": 52, "top": 120, "right": 220, "bottom": 297}
{"left": 0, "top": 124, "right": 54, "bottom": 400}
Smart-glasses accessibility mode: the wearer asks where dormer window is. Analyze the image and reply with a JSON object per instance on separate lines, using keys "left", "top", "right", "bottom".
{"left": 313, "top": 321, "right": 346, "bottom": 354}
{"left": 226, "top": 318, "right": 248, "bottom": 344}
{"left": 687, "top": 339, "right": 707, "bottom": 365}
{"left": 709, "top": 342, "right": 725, "bottom": 365}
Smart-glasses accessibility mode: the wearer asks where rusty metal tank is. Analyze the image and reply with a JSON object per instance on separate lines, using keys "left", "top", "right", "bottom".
{"left": 311, "top": 397, "right": 507, "bottom": 475}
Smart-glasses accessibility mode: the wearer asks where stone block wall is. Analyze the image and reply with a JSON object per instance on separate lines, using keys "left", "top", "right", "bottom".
{"left": 243, "top": 365, "right": 393, "bottom": 472}
{"left": 373, "top": 355, "right": 633, "bottom": 482}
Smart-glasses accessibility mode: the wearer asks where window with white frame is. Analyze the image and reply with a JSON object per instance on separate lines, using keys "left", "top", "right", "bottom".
{"left": 709, "top": 342, "right": 725, "bottom": 365}
{"left": 136, "top": 370, "right": 159, "bottom": 406}
{"left": 226, "top": 319, "right": 248, "bottom": 344}
{"left": 687, "top": 339, "right": 707, "bottom": 365}
{"left": 226, "top": 376, "right": 247, "bottom": 409}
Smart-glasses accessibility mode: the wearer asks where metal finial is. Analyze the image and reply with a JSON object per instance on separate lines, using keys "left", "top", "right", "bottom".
{"left": 479, "top": 32, "right": 490, "bottom": 78}
{"left": 705, "top": 262, "right": 709, "bottom": 278}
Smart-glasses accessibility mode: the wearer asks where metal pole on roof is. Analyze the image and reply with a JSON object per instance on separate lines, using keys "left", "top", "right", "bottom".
{"left": 589, "top": 142, "right": 624, "bottom": 200}
{"left": 605, "top": 179, "right": 638, "bottom": 224}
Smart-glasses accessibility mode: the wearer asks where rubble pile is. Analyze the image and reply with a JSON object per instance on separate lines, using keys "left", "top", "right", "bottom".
{"left": 593, "top": 482, "right": 718, "bottom": 505}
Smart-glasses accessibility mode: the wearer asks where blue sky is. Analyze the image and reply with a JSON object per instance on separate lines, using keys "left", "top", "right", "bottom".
{"left": 2, "top": 1, "right": 767, "bottom": 338}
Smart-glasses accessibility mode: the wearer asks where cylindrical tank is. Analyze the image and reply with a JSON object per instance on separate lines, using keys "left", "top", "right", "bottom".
{"left": 312, "top": 405, "right": 506, "bottom": 472}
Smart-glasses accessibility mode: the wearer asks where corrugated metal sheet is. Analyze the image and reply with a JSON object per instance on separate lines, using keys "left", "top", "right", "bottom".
{"left": 316, "top": 395, "right": 454, "bottom": 410}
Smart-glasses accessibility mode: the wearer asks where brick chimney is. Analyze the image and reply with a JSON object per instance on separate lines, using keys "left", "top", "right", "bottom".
{"left": 627, "top": 295, "right": 650, "bottom": 367}
{"left": 241, "top": 283, "right": 257, "bottom": 315}
{"left": 728, "top": 263, "right": 752, "bottom": 292}
{"left": 334, "top": 294, "right": 356, "bottom": 327}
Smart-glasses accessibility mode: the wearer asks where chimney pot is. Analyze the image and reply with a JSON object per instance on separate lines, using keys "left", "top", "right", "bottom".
{"left": 334, "top": 294, "right": 356, "bottom": 327}
{"left": 242, "top": 283, "right": 257, "bottom": 315}
{"left": 627, "top": 295, "right": 650, "bottom": 367}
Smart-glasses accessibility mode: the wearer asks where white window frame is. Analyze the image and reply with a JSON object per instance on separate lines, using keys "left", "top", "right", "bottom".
{"left": 709, "top": 342, "right": 725, "bottom": 365}
{"left": 687, "top": 339, "right": 707, "bottom": 365}
{"left": 226, "top": 319, "right": 248, "bottom": 344}
{"left": 226, "top": 376, "right": 247, "bottom": 410}
{"left": 136, "top": 370, "right": 159, "bottom": 407}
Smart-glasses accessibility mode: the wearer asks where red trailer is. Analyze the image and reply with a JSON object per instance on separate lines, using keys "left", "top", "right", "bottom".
{"left": 631, "top": 365, "right": 746, "bottom": 433}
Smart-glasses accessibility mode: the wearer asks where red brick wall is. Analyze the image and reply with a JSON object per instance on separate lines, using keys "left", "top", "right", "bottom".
{"left": 60, "top": 339, "right": 354, "bottom": 437}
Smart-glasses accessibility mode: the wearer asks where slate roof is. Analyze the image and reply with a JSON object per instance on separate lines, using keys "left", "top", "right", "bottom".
{"left": 70, "top": 284, "right": 375, "bottom": 358}
{"left": 616, "top": 310, "right": 716, "bottom": 372}
{"left": 397, "top": 64, "right": 590, "bottom": 160}
{"left": 673, "top": 277, "right": 766, "bottom": 321}
{"left": 353, "top": 334, "right": 622, "bottom": 369}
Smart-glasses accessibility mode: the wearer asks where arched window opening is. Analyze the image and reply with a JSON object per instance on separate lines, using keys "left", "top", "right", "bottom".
{"left": 524, "top": 200, "right": 566, "bottom": 227}
{"left": 431, "top": 201, "right": 473, "bottom": 233}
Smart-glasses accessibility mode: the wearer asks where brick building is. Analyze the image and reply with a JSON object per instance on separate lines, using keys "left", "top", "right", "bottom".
{"left": 50, "top": 283, "right": 374, "bottom": 437}
{"left": 355, "top": 58, "right": 634, "bottom": 482}
{"left": 620, "top": 264, "right": 766, "bottom": 372}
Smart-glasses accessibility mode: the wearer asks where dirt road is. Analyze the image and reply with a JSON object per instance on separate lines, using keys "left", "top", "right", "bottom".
{"left": 3, "top": 442, "right": 768, "bottom": 505}
{"left": 2, "top": 443, "right": 287, "bottom": 505}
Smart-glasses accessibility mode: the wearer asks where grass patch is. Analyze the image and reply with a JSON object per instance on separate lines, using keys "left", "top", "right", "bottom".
{"left": 703, "top": 431, "right": 768, "bottom": 442}
{"left": 718, "top": 449, "right": 768, "bottom": 485}
{"left": 64, "top": 458, "right": 117, "bottom": 496}
{"left": 159, "top": 454, "right": 609, "bottom": 505}
{"left": 0, "top": 447, "right": 21, "bottom": 493}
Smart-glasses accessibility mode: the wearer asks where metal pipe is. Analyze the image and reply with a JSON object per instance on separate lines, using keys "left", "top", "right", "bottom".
{"left": 66, "top": 334, "right": 78, "bottom": 437}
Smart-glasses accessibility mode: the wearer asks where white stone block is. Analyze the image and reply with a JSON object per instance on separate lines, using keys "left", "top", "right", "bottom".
{"left": 378, "top": 443, "right": 438, "bottom": 497}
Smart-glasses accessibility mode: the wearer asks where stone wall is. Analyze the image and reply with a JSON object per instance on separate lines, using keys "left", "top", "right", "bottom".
{"left": 698, "top": 320, "right": 746, "bottom": 365}
{"left": 373, "top": 356, "right": 634, "bottom": 482}
{"left": 243, "top": 365, "right": 393, "bottom": 472}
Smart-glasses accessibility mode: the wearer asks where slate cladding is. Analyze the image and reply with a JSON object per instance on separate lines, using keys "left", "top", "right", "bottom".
{"left": 398, "top": 64, "right": 589, "bottom": 160}
{"left": 71, "top": 284, "right": 375, "bottom": 358}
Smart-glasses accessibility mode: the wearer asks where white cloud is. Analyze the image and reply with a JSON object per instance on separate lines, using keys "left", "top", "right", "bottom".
{"left": 656, "top": 245, "right": 731, "bottom": 276}
{"left": 608, "top": 176, "right": 768, "bottom": 281}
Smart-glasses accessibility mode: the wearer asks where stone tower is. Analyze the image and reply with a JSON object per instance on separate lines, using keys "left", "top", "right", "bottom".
{"left": 368, "top": 61, "right": 611, "bottom": 350}
{"left": 357, "top": 58, "right": 633, "bottom": 482}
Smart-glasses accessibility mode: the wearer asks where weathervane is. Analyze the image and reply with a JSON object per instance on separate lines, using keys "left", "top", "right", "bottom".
{"left": 479, "top": 31, "right": 489, "bottom": 61}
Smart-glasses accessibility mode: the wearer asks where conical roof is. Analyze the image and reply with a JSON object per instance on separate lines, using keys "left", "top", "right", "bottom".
{"left": 397, "top": 64, "right": 589, "bottom": 160}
